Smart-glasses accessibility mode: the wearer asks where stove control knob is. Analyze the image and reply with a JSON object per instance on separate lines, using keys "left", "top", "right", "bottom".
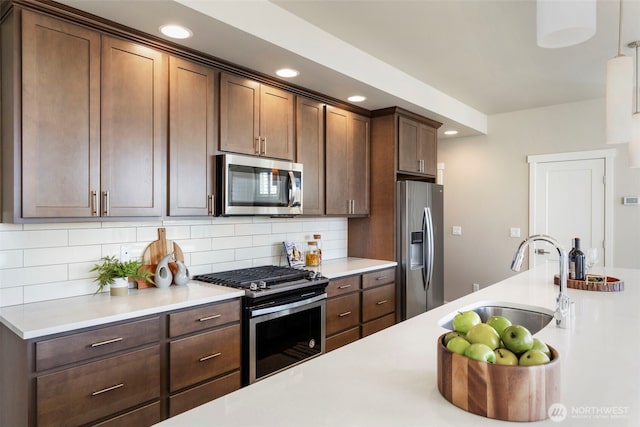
{"left": 258, "top": 280, "right": 267, "bottom": 289}
{"left": 249, "top": 282, "right": 258, "bottom": 291}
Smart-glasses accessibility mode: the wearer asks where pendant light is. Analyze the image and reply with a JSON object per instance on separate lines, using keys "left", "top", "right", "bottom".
{"left": 536, "top": 0, "right": 596, "bottom": 48}
{"left": 629, "top": 41, "right": 640, "bottom": 168}
{"left": 606, "top": 0, "right": 633, "bottom": 145}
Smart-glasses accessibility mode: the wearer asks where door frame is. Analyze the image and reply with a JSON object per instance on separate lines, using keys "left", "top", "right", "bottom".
{"left": 527, "top": 149, "right": 616, "bottom": 267}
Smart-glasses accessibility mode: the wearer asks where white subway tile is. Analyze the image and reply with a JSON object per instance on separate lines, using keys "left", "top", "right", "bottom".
{"left": 23, "top": 222, "right": 97, "bottom": 230}
{"left": 0, "top": 250, "right": 23, "bottom": 269}
{"left": 271, "top": 221, "right": 302, "bottom": 234}
{"left": 0, "top": 230, "right": 68, "bottom": 250}
{"left": 69, "top": 261, "right": 98, "bottom": 280}
{"left": 235, "top": 245, "right": 278, "bottom": 260}
{"left": 23, "top": 279, "right": 97, "bottom": 304}
{"left": 191, "top": 224, "right": 235, "bottom": 239}
{"left": 235, "top": 223, "right": 271, "bottom": 236}
{"left": 302, "top": 221, "right": 332, "bottom": 232}
{"left": 24, "top": 245, "right": 102, "bottom": 266}
{"left": 0, "top": 265, "right": 67, "bottom": 288}
{"left": 190, "top": 249, "right": 235, "bottom": 266}
{"left": 0, "top": 287, "right": 24, "bottom": 307}
{"left": 212, "top": 236, "right": 252, "bottom": 251}
{"left": 252, "top": 234, "right": 286, "bottom": 247}
{"left": 211, "top": 260, "right": 252, "bottom": 272}
{"left": 68, "top": 228, "right": 136, "bottom": 246}
{"left": 104, "top": 220, "right": 162, "bottom": 229}
{"left": 163, "top": 218, "right": 212, "bottom": 226}
{"left": 174, "top": 238, "right": 212, "bottom": 253}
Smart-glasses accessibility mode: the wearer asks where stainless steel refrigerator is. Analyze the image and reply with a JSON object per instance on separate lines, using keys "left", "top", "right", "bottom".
{"left": 396, "top": 181, "right": 444, "bottom": 320}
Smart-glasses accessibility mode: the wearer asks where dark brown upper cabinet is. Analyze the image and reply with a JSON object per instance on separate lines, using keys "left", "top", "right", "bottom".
{"left": 296, "top": 97, "right": 325, "bottom": 216}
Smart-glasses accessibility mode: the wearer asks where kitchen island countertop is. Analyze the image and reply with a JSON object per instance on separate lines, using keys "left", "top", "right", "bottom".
{"left": 156, "top": 264, "right": 639, "bottom": 427}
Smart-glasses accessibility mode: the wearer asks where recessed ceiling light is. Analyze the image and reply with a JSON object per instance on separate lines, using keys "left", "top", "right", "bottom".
{"left": 347, "top": 95, "right": 366, "bottom": 102}
{"left": 444, "top": 130, "right": 459, "bottom": 136}
{"left": 159, "top": 24, "right": 193, "bottom": 39}
{"left": 276, "top": 68, "right": 299, "bottom": 78}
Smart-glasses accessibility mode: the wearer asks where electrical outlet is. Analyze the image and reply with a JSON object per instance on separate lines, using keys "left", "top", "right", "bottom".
{"left": 120, "top": 245, "right": 132, "bottom": 262}
{"left": 472, "top": 283, "right": 480, "bottom": 292}
{"left": 510, "top": 227, "right": 521, "bottom": 238}
{"left": 452, "top": 226, "right": 462, "bottom": 236}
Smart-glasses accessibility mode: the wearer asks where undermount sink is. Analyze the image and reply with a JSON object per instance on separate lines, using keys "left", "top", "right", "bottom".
{"left": 439, "top": 302, "right": 554, "bottom": 335}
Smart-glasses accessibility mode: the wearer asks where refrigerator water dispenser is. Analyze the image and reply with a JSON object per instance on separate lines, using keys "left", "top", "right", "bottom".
{"left": 410, "top": 231, "right": 424, "bottom": 269}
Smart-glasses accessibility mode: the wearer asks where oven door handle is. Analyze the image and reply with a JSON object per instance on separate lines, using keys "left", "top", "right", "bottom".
{"left": 250, "top": 293, "right": 326, "bottom": 318}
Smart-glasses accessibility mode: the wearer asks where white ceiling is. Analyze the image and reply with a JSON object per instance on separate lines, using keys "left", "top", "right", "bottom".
{"left": 57, "top": 0, "right": 640, "bottom": 139}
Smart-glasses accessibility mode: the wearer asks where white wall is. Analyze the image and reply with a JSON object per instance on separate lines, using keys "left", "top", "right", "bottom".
{"left": 0, "top": 217, "right": 347, "bottom": 307}
{"left": 439, "top": 98, "right": 640, "bottom": 302}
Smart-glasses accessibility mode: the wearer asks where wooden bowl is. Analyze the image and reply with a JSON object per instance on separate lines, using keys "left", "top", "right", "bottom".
{"left": 437, "top": 333, "right": 560, "bottom": 422}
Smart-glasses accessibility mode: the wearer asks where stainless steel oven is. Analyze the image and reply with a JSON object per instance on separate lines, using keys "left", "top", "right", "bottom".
{"left": 193, "top": 265, "right": 328, "bottom": 385}
{"left": 248, "top": 293, "right": 325, "bottom": 384}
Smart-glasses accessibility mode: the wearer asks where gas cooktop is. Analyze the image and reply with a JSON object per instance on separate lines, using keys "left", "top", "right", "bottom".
{"left": 193, "top": 265, "right": 327, "bottom": 299}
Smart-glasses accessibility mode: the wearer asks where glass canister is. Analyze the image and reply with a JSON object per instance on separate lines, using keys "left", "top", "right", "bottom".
{"left": 313, "top": 234, "right": 323, "bottom": 264}
{"left": 305, "top": 241, "right": 321, "bottom": 266}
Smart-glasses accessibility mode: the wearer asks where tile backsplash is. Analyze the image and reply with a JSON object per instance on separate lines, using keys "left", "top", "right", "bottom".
{"left": 0, "top": 217, "right": 347, "bottom": 307}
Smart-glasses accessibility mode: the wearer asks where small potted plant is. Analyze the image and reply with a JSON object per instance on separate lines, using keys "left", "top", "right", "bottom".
{"left": 90, "top": 256, "right": 154, "bottom": 296}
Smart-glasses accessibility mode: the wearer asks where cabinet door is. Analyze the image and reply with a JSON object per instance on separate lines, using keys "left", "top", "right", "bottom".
{"left": 260, "top": 84, "right": 294, "bottom": 160}
{"left": 296, "top": 97, "right": 325, "bottom": 215}
{"left": 325, "top": 106, "right": 349, "bottom": 215}
{"left": 398, "top": 115, "right": 437, "bottom": 177}
{"left": 101, "top": 37, "right": 166, "bottom": 217}
{"left": 417, "top": 123, "right": 437, "bottom": 176}
{"left": 398, "top": 115, "right": 420, "bottom": 174}
{"left": 21, "top": 11, "right": 100, "bottom": 218}
{"left": 169, "top": 57, "right": 216, "bottom": 216}
{"left": 219, "top": 72, "right": 260, "bottom": 155}
{"left": 348, "top": 113, "right": 370, "bottom": 215}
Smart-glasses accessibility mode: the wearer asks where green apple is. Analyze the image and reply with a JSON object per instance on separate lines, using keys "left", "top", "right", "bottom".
{"left": 466, "top": 323, "right": 501, "bottom": 350}
{"left": 443, "top": 331, "right": 465, "bottom": 345}
{"left": 464, "top": 343, "right": 497, "bottom": 363}
{"left": 446, "top": 336, "right": 471, "bottom": 355}
{"left": 531, "top": 338, "right": 551, "bottom": 358}
{"left": 494, "top": 348, "right": 518, "bottom": 365}
{"left": 519, "top": 349, "right": 551, "bottom": 366}
{"left": 486, "top": 315, "right": 512, "bottom": 337}
{"left": 501, "top": 325, "right": 534, "bottom": 354}
{"left": 452, "top": 310, "right": 481, "bottom": 334}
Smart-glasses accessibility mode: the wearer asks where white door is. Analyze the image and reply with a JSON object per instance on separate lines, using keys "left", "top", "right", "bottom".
{"left": 528, "top": 150, "right": 614, "bottom": 268}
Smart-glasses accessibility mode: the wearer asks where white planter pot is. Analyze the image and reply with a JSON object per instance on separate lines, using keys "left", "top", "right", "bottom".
{"left": 110, "top": 277, "right": 129, "bottom": 296}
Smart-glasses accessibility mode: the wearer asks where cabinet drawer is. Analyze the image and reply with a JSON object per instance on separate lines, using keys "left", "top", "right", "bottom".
{"left": 91, "top": 401, "right": 161, "bottom": 427}
{"left": 326, "top": 293, "right": 360, "bottom": 336}
{"left": 326, "top": 275, "right": 360, "bottom": 298}
{"left": 36, "top": 317, "right": 160, "bottom": 371}
{"left": 362, "top": 267, "right": 395, "bottom": 289}
{"left": 362, "top": 313, "right": 396, "bottom": 338}
{"left": 326, "top": 326, "right": 360, "bottom": 353}
{"left": 169, "top": 370, "right": 241, "bottom": 417}
{"left": 37, "top": 346, "right": 160, "bottom": 427}
{"left": 169, "top": 299, "right": 241, "bottom": 337}
{"left": 362, "top": 283, "right": 395, "bottom": 323}
{"left": 170, "top": 324, "right": 241, "bottom": 392}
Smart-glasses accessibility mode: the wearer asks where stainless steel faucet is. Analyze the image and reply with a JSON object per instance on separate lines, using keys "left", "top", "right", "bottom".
{"left": 511, "top": 234, "right": 572, "bottom": 329}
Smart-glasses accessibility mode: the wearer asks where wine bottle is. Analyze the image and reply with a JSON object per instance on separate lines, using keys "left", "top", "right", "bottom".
{"left": 569, "top": 238, "right": 586, "bottom": 280}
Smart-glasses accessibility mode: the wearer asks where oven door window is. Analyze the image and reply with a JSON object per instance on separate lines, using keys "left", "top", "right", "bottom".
{"left": 250, "top": 301, "right": 324, "bottom": 382}
{"left": 228, "top": 164, "right": 301, "bottom": 207}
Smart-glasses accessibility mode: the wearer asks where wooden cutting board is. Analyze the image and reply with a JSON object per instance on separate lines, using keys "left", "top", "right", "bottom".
{"left": 142, "top": 228, "right": 184, "bottom": 265}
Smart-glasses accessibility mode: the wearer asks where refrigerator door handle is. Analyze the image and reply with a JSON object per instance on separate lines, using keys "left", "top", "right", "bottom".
{"left": 421, "top": 209, "right": 427, "bottom": 290}
{"left": 423, "top": 207, "right": 434, "bottom": 291}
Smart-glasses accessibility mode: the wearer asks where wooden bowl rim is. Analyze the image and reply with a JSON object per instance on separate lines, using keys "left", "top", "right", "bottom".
{"left": 438, "top": 332, "right": 560, "bottom": 369}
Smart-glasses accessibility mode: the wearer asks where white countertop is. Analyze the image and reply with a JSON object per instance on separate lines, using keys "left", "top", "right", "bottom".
{"left": 315, "top": 257, "right": 397, "bottom": 278}
{"left": 156, "top": 264, "right": 639, "bottom": 427}
{"left": 0, "top": 258, "right": 394, "bottom": 340}
{"left": 0, "top": 283, "right": 244, "bottom": 339}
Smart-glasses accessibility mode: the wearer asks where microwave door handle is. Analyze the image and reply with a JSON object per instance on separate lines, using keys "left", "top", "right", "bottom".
{"left": 287, "top": 171, "right": 298, "bottom": 207}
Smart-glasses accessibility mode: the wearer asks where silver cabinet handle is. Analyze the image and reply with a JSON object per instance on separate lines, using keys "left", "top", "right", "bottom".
{"left": 375, "top": 276, "right": 388, "bottom": 281}
{"left": 90, "top": 191, "right": 97, "bottom": 216}
{"left": 198, "top": 314, "right": 221, "bottom": 322}
{"left": 90, "top": 337, "right": 123, "bottom": 348}
{"left": 199, "top": 352, "right": 222, "bottom": 362}
{"left": 91, "top": 383, "right": 124, "bottom": 396}
{"left": 207, "top": 194, "right": 214, "bottom": 216}
{"left": 338, "top": 284, "right": 351, "bottom": 289}
{"left": 376, "top": 300, "right": 389, "bottom": 305}
{"left": 262, "top": 136, "right": 267, "bottom": 155}
{"left": 255, "top": 137, "right": 261, "bottom": 155}
{"left": 338, "top": 311, "right": 352, "bottom": 317}
{"left": 102, "top": 191, "right": 110, "bottom": 216}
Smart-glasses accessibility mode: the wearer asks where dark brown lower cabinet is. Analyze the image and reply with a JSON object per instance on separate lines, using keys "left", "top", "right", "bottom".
{"left": 0, "top": 298, "right": 242, "bottom": 426}
{"left": 325, "top": 267, "right": 397, "bottom": 352}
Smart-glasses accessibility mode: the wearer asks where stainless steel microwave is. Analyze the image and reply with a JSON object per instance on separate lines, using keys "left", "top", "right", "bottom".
{"left": 216, "top": 154, "right": 303, "bottom": 216}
